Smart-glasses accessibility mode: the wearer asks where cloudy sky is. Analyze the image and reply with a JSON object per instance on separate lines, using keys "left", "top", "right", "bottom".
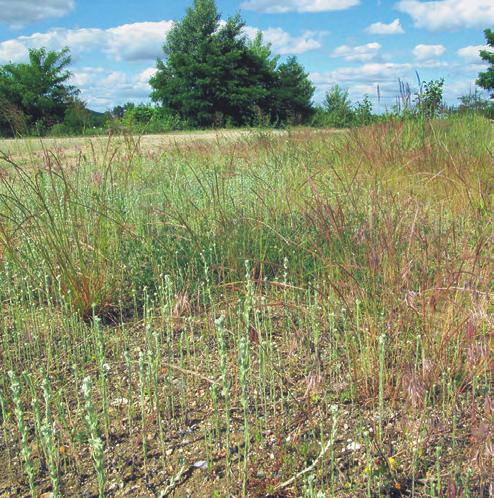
{"left": 0, "top": 0, "right": 491, "bottom": 111}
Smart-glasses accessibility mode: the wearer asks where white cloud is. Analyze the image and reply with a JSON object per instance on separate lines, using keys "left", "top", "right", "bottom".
{"left": 0, "top": 40, "right": 28, "bottom": 62}
{"left": 331, "top": 42, "right": 382, "bottom": 62}
{"left": 241, "top": 0, "right": 359, "bottom": 13}
{"left": 0, "top": 0, "right": 74, "bottom": 27}
{"left": 263, "top": 28, "right": 323, "bottom": 54}
{"left": 396, "top": 0, "right": 494, "bottom": 31}
{"left": 457, "top": 45, "right": 489, "bottom": 63}
{"left": 311, "top": 62, "right": 413, "bottom": 89}
{"left": 137, "top": 67, "right": 158, "bottom": 84}
{"left": 311, "top": 62, "right": 415, "bottom": 106}
{"left": 365, "top": 18, "right": 404, "bottom": 35}
{"left": 443, "top": 79, "right": 492, "bottom": 102}
{"left": 71, "top": 67, "right": 156, "bottom": 111}
{"left": 243, "top": 26, "right": 325, "bottom": 54}
{"left": 412, "top": 44, "right": 446, "bottom": 60}
{"left": 106, "top": 22, "right": 174, "bottom": 61}
{"left": 0, "top": 21, "right": 174, "bottom": 64}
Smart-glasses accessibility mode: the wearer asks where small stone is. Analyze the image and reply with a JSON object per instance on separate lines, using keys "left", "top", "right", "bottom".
{"left": 346, "top": 441, "right": 362, "bottom": 451}
{"left": 111, "top": 398, "right": 128, "bottom": 407}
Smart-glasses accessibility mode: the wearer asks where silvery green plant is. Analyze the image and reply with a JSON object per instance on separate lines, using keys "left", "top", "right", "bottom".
{"left": 123, "top": 350, "right": 133, "bottom": 425}
{"left": 138, "top": 350, "right": 147, "bottom": 466}
{"left": 201, "top": 251, "right": 213, "bottom": 309}
{"left": 82, "top": 376, "right": 105, "bottom": 498}
{"left": 327, "top": 405, "right": 340, "bottom": 493}
{"left": 209, "top": 382, "right": 220, "bottom": 442}
{"left": 41, "top": 378, "right": 60, "bottom": 497}
{"left": 243, "top": 260, "right": 255, "bottom": 335}
{"left": 9, "top": 370, "right": 36, "bottom": 497}
{"left": 151, "top": 330, "right": 163, "bottom": 441}
{"left": 93, "top": 315, "right": 109, "bottom": 438}
{"left": 23, "top": 372, "right": 44, "bottom": 464}
{"left": 0, "top": 385, "right": 12, "bottom": 476}
{"left": 161, "top": 275, "right": 174, "bottom": 341}
{"left": 303, "top": 474, "right": 326, "bottom": 498}
{"left": 238, "top": 335, "right": 250, "bottom": 497}
{"left": 0, "top": 384, "right": 8, "bottom": 430}
{"left": 214, "top": 316, "right": 231, "bottom": 471}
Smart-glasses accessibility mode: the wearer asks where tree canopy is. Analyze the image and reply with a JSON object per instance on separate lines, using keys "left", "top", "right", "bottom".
{"left": 150, "top": 0, "right": 314, "bottom": 127}
{"left": 477, "top": 29, "right": 494, "bottom": 98}
{"left": 273, "top": 57, "right": 315, "bottom": 124}
{"left": 323, "top": 85, "right": 354, "bottom": 127}
{"left": 0, "top": 47, "right": 79, "bottom": 135}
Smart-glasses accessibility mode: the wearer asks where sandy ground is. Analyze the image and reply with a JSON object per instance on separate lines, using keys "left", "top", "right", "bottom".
{"left": 0, "top": 129, "right": 282, "bottom": 156}
{"left": 0, "top": 128, "right": 345, "bottom": 166}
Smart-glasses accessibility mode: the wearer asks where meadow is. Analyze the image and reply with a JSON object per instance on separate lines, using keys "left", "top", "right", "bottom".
{"left": 0, "top": 115, "right": 492, "bottom": 497}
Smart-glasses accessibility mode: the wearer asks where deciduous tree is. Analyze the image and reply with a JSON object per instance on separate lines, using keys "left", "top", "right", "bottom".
{"left": 0, "top": 47, "right": 78, "bottom": 135}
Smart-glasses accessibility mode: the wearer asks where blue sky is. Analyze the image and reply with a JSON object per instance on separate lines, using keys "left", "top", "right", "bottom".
{"left": 0, "top": 0, "right": 491, "bottom": 111}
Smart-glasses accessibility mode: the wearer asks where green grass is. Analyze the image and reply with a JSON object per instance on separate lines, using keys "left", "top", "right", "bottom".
{"left": 0, "top": 115, "right": 492, "bottom": 497}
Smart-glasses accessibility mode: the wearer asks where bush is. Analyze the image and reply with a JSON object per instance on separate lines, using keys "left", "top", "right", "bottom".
{"left": 353, "top": 96, "right": 374, "bottom": 126}
{"left": 116, "top": 103, "right": 192, "bottom": 134}
{"left": 323, "top": 85, "right": 354, "bottom": 127}
{"left": 415, "top": 79, "right": 445, "bottom": 119}
{"left": 48, "top": 123, "right": 71, "bottom": 137}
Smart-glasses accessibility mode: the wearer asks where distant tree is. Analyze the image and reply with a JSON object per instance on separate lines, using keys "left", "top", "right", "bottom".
{"left": 64, "top": 99, "right": 91, "bottom": 134}
{"left": 323, "top": 85, "right": 354, "bottom": 127}
{"left": 111, "top": 105, "right": 125, "bottom": 119}
{"left": 124, "top": 102, "right": 136, "bottom": 113}
{"left": 121, "top": 103, "right": 156, "bottom": 130}
{"left": 150, "top": 0, "right": 278, "bottom": 126}
{"left": 477, "top": 29, "right": 494, "bottom": 98}
{"left": 415, "top": 79, "right": 444, "bottom": 118}
{"left": 0, "top": 96, "right": 27, "bottom": 136}
{"left": 151, "top": 0, "right": 227, "bottom": 125}
{"left": 0, "top": 47, "right": 78, "bottom": 135}
{"left": 208, "top": 15, "right": 278, "bottom": 126}
{"left": 353, "top": 95, "right": 373, "bottom": 126}
{"left": 272, "top": 56, "right": 315, "bottom": 125}
{"left": 457, "top": 88, "right": 489, "bottom": 113}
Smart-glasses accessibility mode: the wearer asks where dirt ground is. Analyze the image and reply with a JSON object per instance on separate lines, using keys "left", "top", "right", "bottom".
{"left": 0, "top": 128, "right": 344, "bottom": 163}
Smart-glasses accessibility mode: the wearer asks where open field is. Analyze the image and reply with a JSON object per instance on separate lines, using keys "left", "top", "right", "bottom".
{"left": 0, "top": 129, "right": 344, "bottom": 161}
{"left": 0, "top": 129, "right": 346, "bottom": 164}
{"left": 0, "top": 117, "right": 492, "bottom": 497}
{"left": 0, "top": 129, "right": 273, "bottom": 155}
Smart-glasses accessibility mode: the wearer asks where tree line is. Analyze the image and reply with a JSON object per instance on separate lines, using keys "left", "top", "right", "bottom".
{"left": 0, "top": 0, "right": 493, "bottom": 137}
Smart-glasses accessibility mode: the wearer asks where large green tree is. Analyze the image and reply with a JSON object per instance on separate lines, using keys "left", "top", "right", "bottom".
{"left": 150, "top": 0, "right": 305, "bottom": 127}
{"left": 477, "top": 29, "right": 494, "bottom": 98}
{"left": 272, "top": 56, "right": 315, "bottom": 125}
{"left": 151, "top": 1, "right": 270, "bottom": 126}
{"left": 0, "top": 47, "right": 78, "bottom": 135}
